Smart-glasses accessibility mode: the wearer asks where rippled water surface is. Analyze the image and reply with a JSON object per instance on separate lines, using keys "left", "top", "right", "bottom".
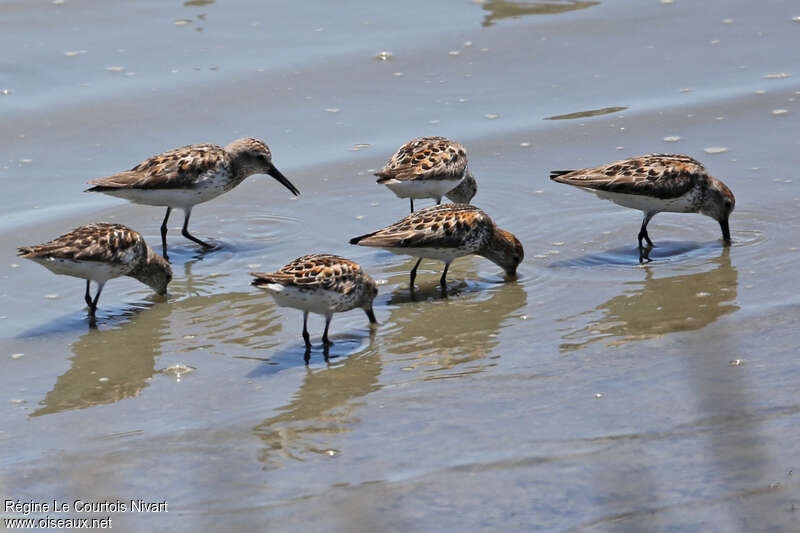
{"left": 2, "top": 0, "right": 799, "bottom": 530}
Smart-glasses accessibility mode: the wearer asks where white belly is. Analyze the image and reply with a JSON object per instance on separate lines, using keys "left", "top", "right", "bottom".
{"left": 261, "top": 284, "right": 356, "bottom": 316}
{"left": 382, "top": 246, "right": 468, "bottom": 262}
{"left": 99, "top": 186, "right": 225, "bottom": 209}
{"left": 30, "top": 257, "right": 129, "bottom": 282}
{"left": 590, "top": 189, "right": 696, "bottom": 214}
{"left": 383, "top": 177, "right": 462, "bottom": 200}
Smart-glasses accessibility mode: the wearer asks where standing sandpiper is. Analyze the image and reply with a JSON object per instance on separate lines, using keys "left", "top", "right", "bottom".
{"left": 550, "top": 153, "right": 735, "bottom": 262}
{"left": 251, "top": 254, "right": 378, "bottom": 354}
{"left": 350, "top": 204, "right": 523, "bottom": 293}
{"left": 18, "top": 223, "right": 172, "bottom": 317}
{"left": 86, "top": 138, "right": 301, "bottom": 260}
{"left": 375, "top": 136, "right": 477, "bottom": 212}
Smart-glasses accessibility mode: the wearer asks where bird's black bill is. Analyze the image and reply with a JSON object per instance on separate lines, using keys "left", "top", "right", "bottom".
{"left": 267, "top": 165, "right": 301, "bottom": 196}
{"left": 365, "top": 308, "right": 377, "bottom": 324}
{"left": 720, "top": 218, "right": 731, "bottom": 243}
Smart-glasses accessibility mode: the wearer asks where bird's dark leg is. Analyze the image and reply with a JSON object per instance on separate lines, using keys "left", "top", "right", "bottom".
{"left": 410, "top": 258, "right": 422, "bottom": 289}
{"left": 440, "top": 261, "right": 451, "bottom": 296}
{"left": 89, "top": 282, "right": 105, "bottom": 314}
{"left": 160, "top": 207, "right": 172, "bottom": 260}
{"left": 85, "top": 280, "right": 93, "bottom": 309}
{"left": 302, "top": 311, "right": 311, "bottom": 349}
{"left": 638, "top": 212, "right": 655, "bottom": 263}
{"left": 322, "top": 315, "right": 333, "bottom": 347}
{"left": 410, "top": 198, "right": 414, "bottom": 213}
{"left": 322, "top": 343, "right": 331, "bottom": 363}
{"left": 181, "top": 207, "right": 213, "bottom": 249}
{"left": 436, "top": 197, "right": 442, "bottom": 205}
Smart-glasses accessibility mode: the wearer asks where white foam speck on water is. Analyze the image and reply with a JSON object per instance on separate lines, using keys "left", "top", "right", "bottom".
{"left": 44, "top": 294, "right": 59, "bottom": 299}
{"left": 375, "top": 51, "right": 392, "bottom": 61}
{"left": 520, "top": 142, "right": 530, "bottom": 147}
{"left": 763, "top": 73, "right": 790, "bottom": 79}
{"left": 771, "top": 109, "right": 788, "bottom": 115}
{"left": 163, "top": 364, "right": 195, "bottom": 382}
{"left": 663, "top": 136, "right": 681, "bottom": 142}
{"left": 174, "top": 19, "right": 191, "bottom": 26}
{"left": 105, "top": 66, "right": 125, "bottom": 72}
{"left": 64, "top": 50, "right": 87, "bottom": 57}
{"left": 485, "top": 113, "right": 500, "bottom": 119}
{"left": 10, "top": 353, "right": 23, "bottom": 360}
{"left": 704, "top": 147, "right": 729, "bottom": 154}
{"left": 324, "top": 108, "right": 340, "bottom": 113}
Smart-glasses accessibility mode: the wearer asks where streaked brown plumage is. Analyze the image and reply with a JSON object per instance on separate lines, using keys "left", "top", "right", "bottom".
{"left": 251, "top": 254, "right": 378, "bottom": 351}
{"left": 18, "top": 223, "right": 172, "bottom": 316}
{"left": 350, "top": 204, "right": 523, "bottom": 291}
{"left": 375, "top": 137, "right": 475, "bottom": 211}
{"left": 550, "top": 153, "right": 735, "bottom": 262}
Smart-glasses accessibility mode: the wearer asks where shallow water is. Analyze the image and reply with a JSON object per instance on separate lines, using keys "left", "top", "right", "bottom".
{"left": 2, "top": 0, "right": 799, "bottom": 530}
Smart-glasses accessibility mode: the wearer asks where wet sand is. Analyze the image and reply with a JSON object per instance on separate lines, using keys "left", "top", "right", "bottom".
{"left": 2, "top": 0, "right": 799, "bottom": 530}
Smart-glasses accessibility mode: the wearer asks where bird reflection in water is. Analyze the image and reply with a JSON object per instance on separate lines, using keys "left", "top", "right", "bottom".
{"left": 31, "top": 260, "right": 281, "bottom": 417}
{"left": 558, "top": 247, "right": 738, "bottom": 352}
{"left": 479, "top": 0, "right": 600, "bottom": 27}
{"left": 253, "top": 337, "right": 381, "bottom": 468}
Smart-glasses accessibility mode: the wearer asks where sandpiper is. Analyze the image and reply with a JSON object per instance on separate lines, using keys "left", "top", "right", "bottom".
{"left": 251, "top": 254, "right": 378, "bottom": 350}
{"left": 550, "top": 153, "right": 735, "bottom": 262}
{"left": 86, "top": 138, "right": 301, "bottom": 260}
{"left": 350, "top": 204, "right": 523, "bottom": 292}
{"left": 375, "top": 136, "right": 476, "bottom": 212}
{"left": 18, "top": 223, "right": 172, "bottom": 316}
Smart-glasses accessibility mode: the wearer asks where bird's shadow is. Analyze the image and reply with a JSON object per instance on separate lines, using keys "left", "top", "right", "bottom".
{"left": 386, "top": 277, "right": 499, "bottom": 304}
{"left": 245, "top": 332, "right": 373, "bottom": 376}
{"left": 551, "top": 240, "right": 726, "bottom": 268}
{"left": 163, "top": 239, "right": 268, "bottom": 264}
{"left": 16, "top": 302, "right": 155, "bottom": 338}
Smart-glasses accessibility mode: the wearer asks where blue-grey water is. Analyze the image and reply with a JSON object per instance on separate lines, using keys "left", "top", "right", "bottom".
{"left": 1, "top": 0, "right": 799, "bottom": 530}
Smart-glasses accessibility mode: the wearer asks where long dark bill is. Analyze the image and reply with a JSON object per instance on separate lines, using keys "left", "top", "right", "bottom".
{"left": 267, "top": 165, "right": 301, "bottom": 196}
{"left": 365, "top": 308, "right": 377, "bottom": 324}
{"left": 720, "top": 217, "right": 731, "bottom": 243}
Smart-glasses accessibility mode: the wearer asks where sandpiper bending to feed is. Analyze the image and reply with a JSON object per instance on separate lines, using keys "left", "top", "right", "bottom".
{"left": 86, "top": 138, "right": 301, "bottom": 260}
{"left": 375, "top": 136, "right": 477, "bottom": 212}
{"left": 251, "top": 254, "right": 378, "bottom": 352}
{"left": 18, "top": 223, "right": 172, "bottom": 316}
{"left": 550, "top": 153, "right": 735, "bottom": 262}
{"left": 350, "top": 204, "right": 523, "bottom": 293}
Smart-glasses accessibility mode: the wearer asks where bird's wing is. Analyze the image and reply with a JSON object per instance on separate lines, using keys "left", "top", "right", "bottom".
{"left": 87, "top": 143, "right": 228, "bottom": 190}
{"left": 18, "top": 223, "right": 143, "bottom": 263}
{"left": 251, "top": 254, "right": 362, "bottom": 294}
{"left": 550, "top": 153, "right": 704, "bottom": 199}
{"left": 375, "top": 137, "right": 467, "bottom": 183}
{"left": 350, "top": 204, "right": 488, "bottom": 248}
